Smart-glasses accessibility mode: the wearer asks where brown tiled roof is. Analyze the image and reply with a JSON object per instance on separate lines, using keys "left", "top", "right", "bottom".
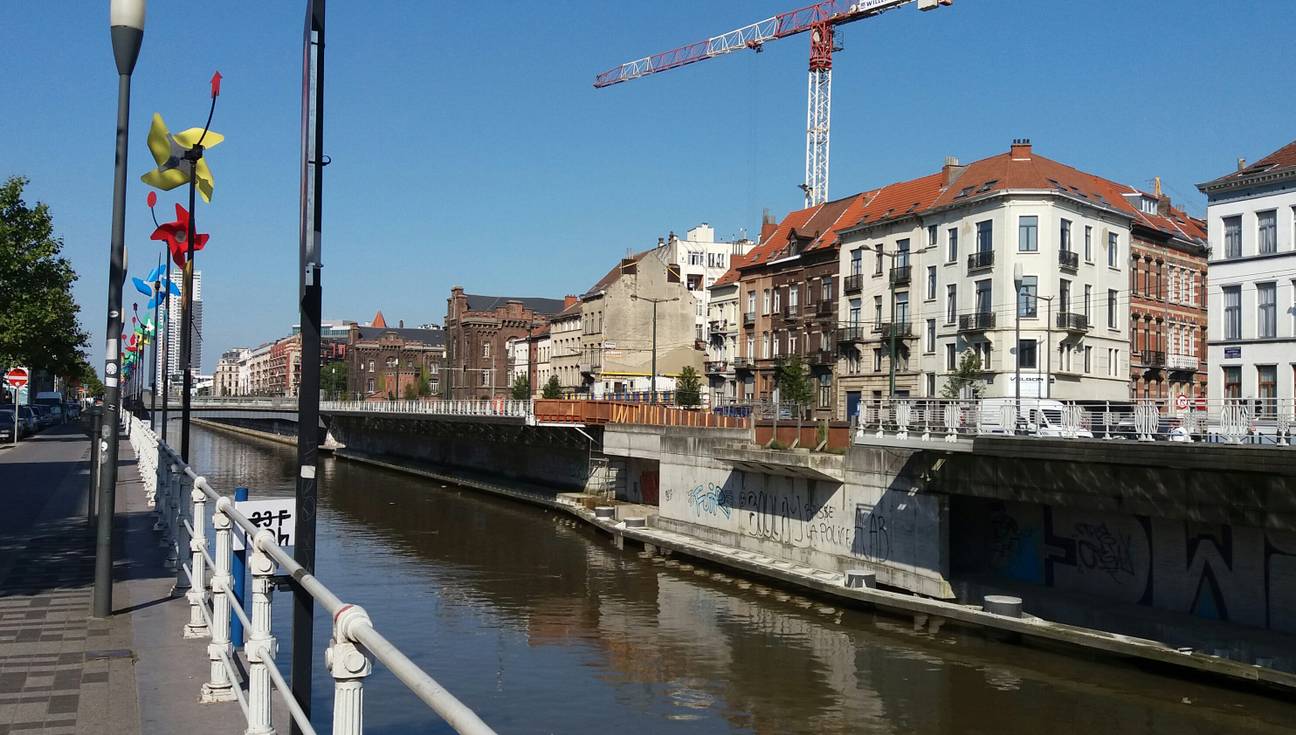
{"left": 741, "top": 193, "right": 874, "bottom": 272}
{"left": 1198, "top": 137, "right": 1296, "bottom": 191}
{"left": 583, "top": 247, "right": 662, "bottom": 296}
{"left": 711, "top": 251, "right": 750, "bottom": 287}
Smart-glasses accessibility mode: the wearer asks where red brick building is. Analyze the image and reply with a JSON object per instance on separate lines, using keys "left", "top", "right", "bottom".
{"left": 1126, "top": 183, "right": 1209, "bottom": 401}
{"left": 345, "top": 311, "right": 445, "bottom": 400}
{"left": 444, "top": 288, "right": 567, "bottom": 399}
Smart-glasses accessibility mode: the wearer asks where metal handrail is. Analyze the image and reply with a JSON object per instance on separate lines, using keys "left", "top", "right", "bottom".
{"left": 123, "top": 414, "right": 498, "bottom": 735}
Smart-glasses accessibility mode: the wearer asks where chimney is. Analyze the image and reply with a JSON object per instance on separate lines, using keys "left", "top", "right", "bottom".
{"left": 563, "top": 294, "right": 579, "bottom": 309}
{"left": 1010, "top": 138, "right": 1032, "bottom": 160}
{"left": 759, "top": 208, "right": 778, "bottom": 242}
{"left": 941, "top": 155, "right": 966, "bottom": 187}
{"left": 1237, "top": 157, "right": 1247, "bottom": 171}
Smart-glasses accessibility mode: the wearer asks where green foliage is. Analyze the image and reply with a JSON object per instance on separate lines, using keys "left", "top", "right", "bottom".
{"left": 941, "top": 350, "right": 985, "bottom": 399}
{"left": 0, "top": 177, "right": 87, "bottom": 379}
{"left": 402, "top": 382, "right": 417, "bottom": 399}
{"left": 511, "top": 374, "right": 531, "bottom": 400}
{"left": 321, "top": 361, "right": 348, "bottom": 399}
{"left": 773, "top": 355, "right": 813, "bottom": 408}
{"left": 674, "top": 365, "right": 702, "bottom": 407}
{"left": 417, "top": 366, "right": 432, "bottom": 397}
{"left": 75, "top": 358, "right": 104, "bottom": 397}
{"left": 541, "top": 374, "right": 562, "bottom": 399}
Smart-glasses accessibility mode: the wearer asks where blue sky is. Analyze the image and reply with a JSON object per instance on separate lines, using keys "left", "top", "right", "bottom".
{"left": 2, "top": 1, "right": 1293, "bottom": 373}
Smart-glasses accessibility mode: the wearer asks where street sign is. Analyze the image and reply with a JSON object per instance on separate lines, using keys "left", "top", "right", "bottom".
{"left": 1175, "top": 394, "right": 1190, "bottom": 411}
{"left": 232, "top": 498, "right": 296, "bottom": 551}
{"left": 4, "top": 367, "right": 30, "bottom": 389}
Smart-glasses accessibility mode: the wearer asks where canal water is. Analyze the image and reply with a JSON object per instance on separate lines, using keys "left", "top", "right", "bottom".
{"left": 187, "top": 424, "right": 1296, "bottom": 735}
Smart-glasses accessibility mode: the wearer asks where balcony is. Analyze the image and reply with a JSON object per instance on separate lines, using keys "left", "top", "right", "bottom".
{"left": 837, "top": 324, "right": 866, "bottom": 343}
{"left": 579, "top": 361, "right": 600, "bottom": 375}
{"left": 1168, "top": 353, "right": 1198, "bottom": 371}
{"left": 743, "top": 311, "right": 756, "bottom": 326}
{"left": 1055, "top": 311, "right": 1089, "bottom": 332}
{"left": 732, "top": 357, "right": 754, "bottom": 371}
{"left": 1058, "top": 249, "right": 1079, "bottom": 271}
{"left": 705, "top": 360, "right": 729, "bottom": 375}
{"left": 843, "top": 273, "right": 863, "bottom": 294}
{"left": 781, "top": 304, "right": 801, "bottom": 321}
{"left": 958, "top": 311, "right": 995, "bottom": 332}
{"left": 808, "top": 350, "right": 836, "bottom": 367}
{"left": 967, "top": 250, "right": 994, "bottom": 272}
{"left": 878, "top": 322, "right": 914, "bottom": 340}
{"left": 1140, "top": 350, "right": 1166, "bottom": 368}
{"left": 708, "top": 319, "right": 733, "bottom": 336}
{"left": 889, "top": 265, "right": 912, "bottom": 285}
{"left": 815, "top": 299, "right": 836, "bottom": 317}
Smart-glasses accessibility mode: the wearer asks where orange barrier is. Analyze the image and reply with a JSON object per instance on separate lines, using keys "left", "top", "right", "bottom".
{"left": 533, "top": 399, "right": 749, "bottom": 429}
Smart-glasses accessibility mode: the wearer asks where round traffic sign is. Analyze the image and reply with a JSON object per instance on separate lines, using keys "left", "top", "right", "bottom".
{"left": 1175, "top": 393, "right": 1190, "bottom": 411}
{"left": 4, "top": 367, "right": 29, "bottom": 388}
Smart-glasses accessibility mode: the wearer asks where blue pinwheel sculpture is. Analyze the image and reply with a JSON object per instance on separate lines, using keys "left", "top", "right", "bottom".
{"left": 131, "top": 263, "right": 182, "bottom": 309}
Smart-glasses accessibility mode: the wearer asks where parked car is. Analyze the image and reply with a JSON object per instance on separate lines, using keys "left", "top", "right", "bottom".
{"left": 16, "top": 406, "right": 39, "bottom": 435}
{"left": 0, "top": 410, "right": 15, "bottom": 442}
{"left": 30, "top": 405, "right": 53, "bottom": 429}
{"left": 63, "top": 402, "right": 81, "bottom": 420}
{"left": 976, "top": 398, "right": 1095, "bottom": 438}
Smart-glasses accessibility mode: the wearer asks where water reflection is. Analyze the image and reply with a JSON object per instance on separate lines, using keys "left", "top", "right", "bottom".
{"left": 188, "top": 423, "right": 1296, "bottom": 734}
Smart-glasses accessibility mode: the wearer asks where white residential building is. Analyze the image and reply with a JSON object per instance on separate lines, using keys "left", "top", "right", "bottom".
{"left": 836, "top": 141, "right": 1133, "bottom": 415}
{"left": 704, "top": 259, "right": 746, "bottom": 405}
{"left": 664, "top": 224, "right": 754, "bottom": 345}
{"left": 1198, "top": 139, "right": 1296, "bottom": 407}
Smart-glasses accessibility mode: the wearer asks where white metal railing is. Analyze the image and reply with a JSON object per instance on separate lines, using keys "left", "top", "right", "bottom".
{"left": 320, "top": 399, "right": 533, "bottom": 420}
{"left": 123, "top": 414, "right": 497, "bottom": 735}
{"left": 848, "top": 397, "right": 1295, "bottom": 446}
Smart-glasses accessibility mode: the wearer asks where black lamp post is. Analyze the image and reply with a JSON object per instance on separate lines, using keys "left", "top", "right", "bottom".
{"left": 94, "top": 0, "right": 145, "bottom": 620}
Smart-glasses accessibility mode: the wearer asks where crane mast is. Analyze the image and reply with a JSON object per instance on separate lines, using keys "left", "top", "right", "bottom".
{"left": 594, "top": 0, "right": 954, "bottom": 208}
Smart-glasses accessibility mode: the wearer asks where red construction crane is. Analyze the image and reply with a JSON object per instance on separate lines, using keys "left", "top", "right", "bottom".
{"left": 595, "top": 0, "right": 954, "bottom": 208}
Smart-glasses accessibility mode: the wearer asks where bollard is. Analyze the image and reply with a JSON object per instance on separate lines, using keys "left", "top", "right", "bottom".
{"left": 843, "top": 570, "right": 876, "bottom": 589}
{"left": 245, "top": 529, "right": 278, "bottom": 735}
{"left": 328, "top": 605, "right": 374, "bottom": 735}
{"left": 201, "top": 497, "right": 236, "bottom": 702}
{"left": 183, "top": 480, "right": 208, "bottom": 638}
{"left": 623, "top": 517, "right": 647, "bottom": 529}
{"left": 983, "top": 594, "right": 1023, "bottom": 618}
{"left": 230, "top": 486, "right": 248, "bottom": 650}
{"left": 594, "top": 506, "right": 615, "bottom": 520}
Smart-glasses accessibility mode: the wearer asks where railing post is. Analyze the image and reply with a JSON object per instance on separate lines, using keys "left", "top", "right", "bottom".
{"left": 167, "top": 466, "right": 184, "bottom": 574}
{"left": 327, "top": 605, "right": 374, "bottom": 735}
{"left": 153, "top": 457, "right": 169, "bottom": 534}
{"left": 245, "top": 530, "right": 278, "bottom": 735}
{"left": 184, "top": 479, "right": 209, "bottom": 639}
{"left": 202, "top": 496, "right": 237, "bottom": 702}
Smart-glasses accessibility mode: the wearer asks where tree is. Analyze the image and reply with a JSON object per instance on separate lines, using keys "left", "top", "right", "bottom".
{"left": 402, "top": 382, "right": 417, "bottom": 399}
{"left": 774, "top": 355, "right": 813, "bottom": 413}
{"left": 321, "top": 361, "right": 347, "bottom": 399}
{"left": 941, "top": 350, "right": 985, "bottom": 399}
{"left": 511, "top": 374, "right": 531, "bottom": 400}
{"left": 416, "top": 366, "right": 432, "bottom": 397}
{"left": 541, "top": 374, "right": 561, "bottom": 399}
{"left": 674, "top": 365, "right": 702, "bottom": 407}
{"left": 0, "top": 177, "right": 88, "bottom": 379}
{"left": 72, "top": 356, "right": 104, "bottom": 397}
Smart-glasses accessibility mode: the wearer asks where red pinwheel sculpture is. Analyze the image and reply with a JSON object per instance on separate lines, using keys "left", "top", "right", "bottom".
{"left": 151, "top": 203, "right": 209, "bottom": 268}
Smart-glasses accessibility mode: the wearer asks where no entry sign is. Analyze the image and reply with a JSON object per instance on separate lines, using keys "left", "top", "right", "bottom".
{"left": 4, "top": 367, "right": 29, "bottom": 389}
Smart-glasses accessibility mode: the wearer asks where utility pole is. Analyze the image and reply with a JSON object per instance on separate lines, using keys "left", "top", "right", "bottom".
{"left": 292, "top": 2, "right": 326, "bottom": 731}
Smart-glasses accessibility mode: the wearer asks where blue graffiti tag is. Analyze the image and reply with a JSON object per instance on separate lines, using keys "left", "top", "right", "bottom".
{"left": 687, "top": 483, "right": 732, "bottom": 519}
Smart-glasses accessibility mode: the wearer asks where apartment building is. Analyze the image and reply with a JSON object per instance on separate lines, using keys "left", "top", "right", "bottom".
{"left": 1126, "top": 181, "right": 1209, "bottom": 401}
{"left": 662, "top": 224, "right": 754, "bottom": 345}
{"left": 836, "top": 140, "right": 1136, "bottom": 416}
{"left": 345, "top": 312, "right": 445, "bottom": 399}
{"left": 213, "top": 347, "right": 248, "bottom": 397}
{"left": 548, "top": 300, "right": 584, "bottom": 394}
{"left": 704, "top": 253, "right": 750, "bottom": 404}
{"left": 734, "top": 194, "right": 870, "bottom": 418}
{"left": 1198, "top": 138, "right": 1296, "bottom": 407}
{"left": 444, "top": 288, "right": 566, "bottom": 399}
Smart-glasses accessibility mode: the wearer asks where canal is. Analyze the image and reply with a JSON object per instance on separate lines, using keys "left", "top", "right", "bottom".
{"left": 187, "top": 423, "right": 1296, "bottom": 734}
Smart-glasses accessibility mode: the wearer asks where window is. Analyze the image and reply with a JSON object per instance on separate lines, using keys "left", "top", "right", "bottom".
{"left": 947, "top": 227, "right": 959, "bottom": 262}
{"left": 818, "top": 373, "right": 832, "bottom": 409}
{"left": 747, "top": 291, "right": 756, "bottom": 314}
{"left": 1223, "top": 285, "right": 1241, "bottom": 339}
{"left": 1223, "top": 215, "right": 1241, "bottom": 259}
{"left": 945, "top": 343, "right": 956, "bottom": 371}
{"left": 925, "top": 373, "right": 937, "bottom": 397}
{"left": 927, "top": 224, "right": 938, "bottom": 248}
{"left": 1060, "top": 218, "right": 1072, "bottom": 252}
{"left": 385, "top": 356, "right": 398, "bottom": 368}
{"left": 873, "top": 349, "right": 883, "bottom": 372}
{"left": 773, "top": 288, "right": 781, "bottom": 312}
{"left": 1258, "top": 365, "right": 1277, "bottom": 412}
{"left": 762, "top": 333, "right": 771, "bottom": 359}
{"left": 1084, "top": 285, "right": 1092, "bottom": 321}
{"left": 1258, "top": 282, "right": 1276, "bottom": 338}
{"left": 1084, "top": 225, "right": 1093, "bottom": 261}
{"left": 762, "top": 289, "right": 771, "bottom": 315}
{"left": 850, "top": 248, "right": 863, "bottom": 276}
{"left": 848, "top": 300, "right": 861, "bottom": 327}
{"left": 925, "top": 319, "right": 936, "bottom": 353}
{"left": 480, "top": 371, "right": 490, "bottom": 387}
{"left": 895, "top": 292, "right": 909, "bottom": 325}
{"left": 789, "top": 284, "right": 799, "bottom": 308}
{"left": 976, "top": 220, "right": 993, "bottom": 253}
{"left": 1083, "top": 345, "right": 1092, "bottom": 373}
{"left": 896, "top": 239, "right": 911, "bottom": 268}
{"left": 1222, "top": 366, "right": 1241, "bottom": 399}
{"left": 946, "top": 284, "right": 957, "bottom": 323}
{"left": 974, "top": 341, "right": 992, "bottom": 369}
{"left": 1059, "top": 279, "right": 1071, "bottom": 313}
{"left": 1018, "top": 339, "right": 1038, "bottom": 369}
{"left": 975, "top": 280, "right": 992, "bottom": 315}
{"left": 822, "top": 277, "right": 832, "bottom": 301}
{"left": 788, "top": 333, "right": 797, "bottom": 355}
{"left": 1107, "top": 289, "right": 1118, "bottom": 329}
{"left": 1017, "top": 275, "right": 1038, "bottom": 317}
{"left": 1018, "top": 216, "right": 1038, "bottom": 252}
{"left": 746, "top": 336, "right": 754, "bottom": 358}
{"left": 772, "top": 331, "right": 781, "bottom": 358}
{"left": 926, "top": 265, "right": 937, "bottom": 299}
{"left": 873, "top": 296, "right": 883, "bottom": 327}
{"left": 874, "top": 249, "right": 884, "bottom": 275}
{"left": 1107, "top": 232, "right": 1119, "bottom": 267}
{"left": 482, "top": 342, "right": 490, "bottom": 358}
{"left": 1168, "top": 267, "right": 1178, "bottom": 302}
{"left": 1258, "top": 210, "right": 1277, "bottom": 254}
{"left": 368, "top": 360, "right": 375, "bottom": 372}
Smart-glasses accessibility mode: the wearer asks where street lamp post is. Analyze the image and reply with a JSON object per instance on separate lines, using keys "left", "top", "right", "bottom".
{"left": 94, "top": 0, "right": 145, "bottom": 620}
{"left": 1037, "top": 294, "right": 1054, "bottom": 400}
{"left": 632, "top": 295, "right": 678, "bottom": 401}
{"left": 1013, "top": 262, "right": 1023, "bottom": 432}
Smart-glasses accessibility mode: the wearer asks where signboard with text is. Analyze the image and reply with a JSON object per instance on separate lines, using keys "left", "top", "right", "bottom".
{"left": 232, "top": 498, "right": 296, "bottom": 551}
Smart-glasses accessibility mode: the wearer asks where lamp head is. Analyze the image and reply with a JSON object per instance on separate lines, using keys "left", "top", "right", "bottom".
{"left": 1013, "top": 262, "right": 1023, "bottom": 287}
{"left": 110, "top": 0, "right": 146, "bottom": 75}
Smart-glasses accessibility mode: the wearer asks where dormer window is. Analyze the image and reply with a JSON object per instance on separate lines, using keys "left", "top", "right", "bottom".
{"left": 1139, "top": 197, "right": 1157, "bottom": 214}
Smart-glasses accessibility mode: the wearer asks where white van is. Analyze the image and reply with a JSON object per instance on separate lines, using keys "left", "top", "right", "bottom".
{"left": 977, "top": 398, "right": 1094, "bottom": 438}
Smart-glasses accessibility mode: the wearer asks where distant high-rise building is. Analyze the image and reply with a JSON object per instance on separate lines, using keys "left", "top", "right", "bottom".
{"left": 156, "top": 269, "right": 202, "bottom": 393}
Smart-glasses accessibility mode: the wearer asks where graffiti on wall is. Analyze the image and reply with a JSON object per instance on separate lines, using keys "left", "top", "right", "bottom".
{"left": 978, "top": 501, "right": 1296, "bottom": 633}
{"left": 687, "top": 483, "right": 732, "bottom": 519}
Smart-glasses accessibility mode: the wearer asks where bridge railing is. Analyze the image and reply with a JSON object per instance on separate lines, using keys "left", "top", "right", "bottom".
{"left": 321, "top": 398, "right": 533, "bottom": 419}
{"left": 122, "top": 413, "right": 497, "bottom": 735}
{"left": 849, "top": 397, "right": 1294, "bottom": 445}
{"left": 533, "top": 399, "right": 751, "bottom": 429}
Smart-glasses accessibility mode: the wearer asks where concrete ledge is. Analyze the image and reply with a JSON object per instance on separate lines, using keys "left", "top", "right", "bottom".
{"left": 711, "top": 445, "right": 845, "bottom": 482}
{"left": 192, "top": 418, "right": 298, "bottom": 448}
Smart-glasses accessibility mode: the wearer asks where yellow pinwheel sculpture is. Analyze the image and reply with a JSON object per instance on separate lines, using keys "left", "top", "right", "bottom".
{"left": 140, "top": 113, "right": 224, "bottom": 203}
